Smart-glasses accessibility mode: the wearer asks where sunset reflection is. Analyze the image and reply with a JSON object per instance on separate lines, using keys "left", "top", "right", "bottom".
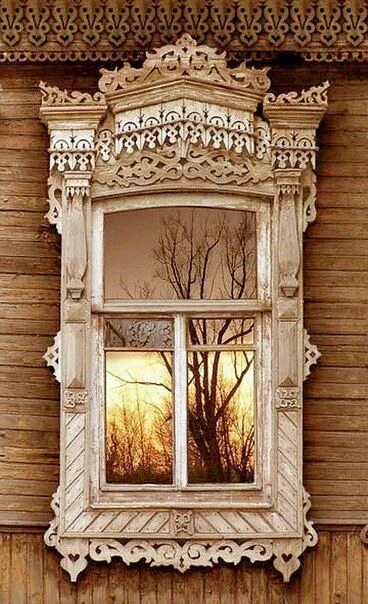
{"left": 105, "top": 351, "right": 173, "bottom": 484}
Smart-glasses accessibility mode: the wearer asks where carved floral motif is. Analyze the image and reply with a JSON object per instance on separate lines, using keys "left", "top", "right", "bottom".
{"left": 64, "top": 390, "right": 88, "bottom": 411}
{"left": 172, "top": 510, "right": 194, "bottom": 536}
{"left": 95, "top": 145, "right": 273, "bottom": 191}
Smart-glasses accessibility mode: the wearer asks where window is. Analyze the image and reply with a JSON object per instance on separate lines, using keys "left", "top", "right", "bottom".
{"left": 41, "top": 35, "right": 327, "bottom": 582}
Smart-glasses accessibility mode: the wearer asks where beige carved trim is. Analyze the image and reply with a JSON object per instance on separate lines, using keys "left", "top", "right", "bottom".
{"left": 43, "top": 331, "right": 61, "bottom": 383}
{"left": 41, "top": 34, "right": 326, "bottom": 583}
{"left": 45, "top": 486, "right": 317, "bottom": 582}
{"left": 303, "top": 329, "right": 322, "bottom": 380}
{"left": 2, "top": 1, "right": 368, "bottom": 63}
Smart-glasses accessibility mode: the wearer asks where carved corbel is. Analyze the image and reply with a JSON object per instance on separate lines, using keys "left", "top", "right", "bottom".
{"left": 275, "top": 169, "right": 302, "bottom": 298}
{"left": 64, "top": 173, "right": 91, "bottom": 301}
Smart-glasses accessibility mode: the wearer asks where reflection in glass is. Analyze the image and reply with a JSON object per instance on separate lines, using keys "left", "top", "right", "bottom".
{"left": 187, "top": 351, "right": 255, "bottom": 484}
{"left": 188, "top": 318, "right": 254, "bottom": 347}
{"left": 104, "top": 207, "right": 256, "bottom": 300}
{"left": 105, "top": 351, "right": 173, "bottom": 484}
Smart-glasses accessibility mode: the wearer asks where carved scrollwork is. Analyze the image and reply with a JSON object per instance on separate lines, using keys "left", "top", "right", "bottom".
{"left": 264, "top": 81, "right": 330, "bottom": 107}
{"left": 45, "top": 174, "right": 63, "bottom": 234}
{"left": 95, "top": 145, "right": 273, "bottom": 191}
{"left": 114, "top": 103, "right": 255, "bottom": 157}
{"left": 39, "top": 81, "right": 105, "bottom": 106}
{"left": 45, "top": 485, "right": 317, "bottom": 582}
{"left": 172, "top": 510, "right": 194, "bottom": 536}
{"left": 276, "top": 385, "right": 300, "bottom": 410}
{"left": 98, "top": 33, "right": 270, "bottom": 95}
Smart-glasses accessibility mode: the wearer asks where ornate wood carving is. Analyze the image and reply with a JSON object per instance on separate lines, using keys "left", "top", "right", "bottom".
{"left": 41, "top": 34, "right": 327, "bottom": 583}
{"left": 1, "top": 1, "right": 368, "bottom": 63}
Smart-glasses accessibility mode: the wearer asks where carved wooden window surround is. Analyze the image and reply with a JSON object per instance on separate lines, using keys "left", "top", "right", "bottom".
{"left": 41, "top": 35, "right": 327, "bottom": 582}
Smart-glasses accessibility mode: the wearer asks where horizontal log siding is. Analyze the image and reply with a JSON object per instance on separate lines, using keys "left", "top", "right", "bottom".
{"left": 0, "top": 63, "right": 367, "bottom": 529}
{"left": 0, "top": 531, "right": 366, "bottom": 604}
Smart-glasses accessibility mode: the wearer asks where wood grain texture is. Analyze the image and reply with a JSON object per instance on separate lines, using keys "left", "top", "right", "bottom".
{"left": 0, "top": 531, "right": 365, "bottom": 603}
{"left": 0, "top": 62, "right": 367, "bottom": 529}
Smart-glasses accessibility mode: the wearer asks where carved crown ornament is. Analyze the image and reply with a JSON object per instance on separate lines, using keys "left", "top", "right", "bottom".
{"left": 1, "top": 0, "right": 368, "bottom": 63}
{"left": 40, "top": 35, "right": 325, "bottom": 582}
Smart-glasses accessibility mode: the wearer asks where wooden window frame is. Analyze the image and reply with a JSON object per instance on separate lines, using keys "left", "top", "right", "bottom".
{"left": 40, "top": 35, "right": 327, "bottom": 582}
{"left": 90, "top": 194, "right": 271, "bottom": 506}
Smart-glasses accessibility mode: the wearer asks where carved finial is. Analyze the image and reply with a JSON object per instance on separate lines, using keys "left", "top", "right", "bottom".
{"left": 264, "top": 81, "right": 330, "bottom": 107}
{"left": 98, "top": 34, "right": 270, "bottom": 94}
{"left": 39, "top": 81, "right": 105, "bottom": 106}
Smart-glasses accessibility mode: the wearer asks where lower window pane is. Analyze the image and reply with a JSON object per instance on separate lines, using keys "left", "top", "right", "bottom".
{"left": 105, "top": 351, "right": 173, "bottom": 484}
{"left": 187, "top": 351, "right": 255, "bottom": 484}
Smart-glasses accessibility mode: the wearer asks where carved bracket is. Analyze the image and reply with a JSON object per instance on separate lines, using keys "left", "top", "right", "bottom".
{"left": 43, "top": 331, "right": 61, "bottom": 383}
{"left": 304, "top": 329, "right": 322, "bottom": 380}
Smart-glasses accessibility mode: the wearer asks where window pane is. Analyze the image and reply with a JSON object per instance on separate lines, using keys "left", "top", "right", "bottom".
{"left": 105, "top": 351, "right": 173, "bottom": 484}
{"left": 104, "top": 207, "right": 256, "bottom": 300}
{"left": 187, "top": 350, "right": 255, "bottom": 484}
{"left": 188, "top": 318, "right": 254, "bottom": 348}
{"left": 105, "top": 318, "right": 173, "bottom": 349}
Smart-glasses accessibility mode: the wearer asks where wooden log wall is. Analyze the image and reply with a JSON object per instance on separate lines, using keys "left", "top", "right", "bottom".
{"left": 0, "top": 531, "right": 366, "bottom": 603}
{"left": 0, "top": 62, "right": 367, "bottom": 600}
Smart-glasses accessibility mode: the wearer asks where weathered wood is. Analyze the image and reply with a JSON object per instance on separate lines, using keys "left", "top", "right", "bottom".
{"left": 0, "top": 532, "right": 365, "bottom": 602}
{"left": 0, "top": 60, "right": 366, "bottom": 538}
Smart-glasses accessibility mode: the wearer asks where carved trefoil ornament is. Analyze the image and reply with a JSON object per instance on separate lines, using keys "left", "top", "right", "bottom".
{"left": 41, "top": 35, "right": 327, "bottom": 582}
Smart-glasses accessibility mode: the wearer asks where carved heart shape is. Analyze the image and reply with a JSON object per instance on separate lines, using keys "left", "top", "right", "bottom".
{"left": 68, "top": 553, "right": 80, "bottom": 563}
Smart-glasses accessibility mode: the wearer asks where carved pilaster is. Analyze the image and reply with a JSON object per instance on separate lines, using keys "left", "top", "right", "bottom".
{"left": 64, "top": 173, "right": 91, "bottom": 301}
{"left": 275, "top": 169, "right": 302, "bottom": 298}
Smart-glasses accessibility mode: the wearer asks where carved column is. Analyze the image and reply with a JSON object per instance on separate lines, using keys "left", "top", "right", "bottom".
{"left": 263, "top": 85, "right": 328, "bottom": 518}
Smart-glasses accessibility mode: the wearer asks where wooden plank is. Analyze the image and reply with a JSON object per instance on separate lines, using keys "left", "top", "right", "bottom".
{"left": 331, "top": 533, "right": 347, "bottom": 603}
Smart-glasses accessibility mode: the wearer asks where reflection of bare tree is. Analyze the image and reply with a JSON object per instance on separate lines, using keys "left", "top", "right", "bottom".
{"left": 120, "top": 209, "right": 256, "bottom": 300}
{"left": 111, "top": 209, "right": 256, "bottom": 484}
{"left": 106, "top": 372, "right": 173, "bottom": 484}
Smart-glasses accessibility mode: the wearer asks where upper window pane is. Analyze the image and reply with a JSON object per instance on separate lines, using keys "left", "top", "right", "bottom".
{"left": 104, "top": 207, "right": 257, "bottom": 300}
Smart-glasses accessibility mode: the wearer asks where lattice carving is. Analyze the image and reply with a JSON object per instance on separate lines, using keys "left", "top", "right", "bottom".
{"left": 43, "top": 331, "right": 61, "bottom": 383}
{"left": 114, "top": 104, "right": 255, "bottom": 157}
{"left": 2, "top": 2, "right": 368, "bottom": 63}
{"left": 303, "top": 329, "right": 322, "bottom": 380}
